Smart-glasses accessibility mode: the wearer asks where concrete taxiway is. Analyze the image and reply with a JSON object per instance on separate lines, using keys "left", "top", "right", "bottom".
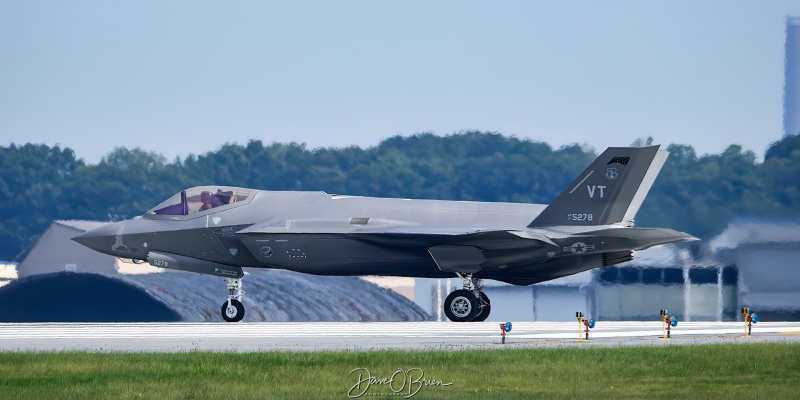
{"left": 0, "top": 321, "right": 799, "bottom": 352}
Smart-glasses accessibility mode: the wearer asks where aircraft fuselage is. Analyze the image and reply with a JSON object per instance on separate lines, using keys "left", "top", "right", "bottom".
{"left": 73, "top": 145, "right": 698, "bottom": 322}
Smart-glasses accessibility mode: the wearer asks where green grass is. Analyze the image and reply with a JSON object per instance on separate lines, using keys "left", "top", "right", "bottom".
{"left": 0, "top": 344, "right": 798, "bottom": 399}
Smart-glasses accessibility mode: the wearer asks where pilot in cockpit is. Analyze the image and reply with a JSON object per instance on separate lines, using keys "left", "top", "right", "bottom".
{"left": 199, "top": 190, "right": 225, "bottom": 211}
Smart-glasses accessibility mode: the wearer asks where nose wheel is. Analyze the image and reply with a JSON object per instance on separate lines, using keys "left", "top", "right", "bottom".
{"left": 222, "top": 299, "right": 245, "bottom": 322}
{"left": 221, "top": 278, "right": 245, "bottom": 322}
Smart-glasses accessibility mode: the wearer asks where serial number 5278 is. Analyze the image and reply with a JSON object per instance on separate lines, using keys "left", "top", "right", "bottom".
{"left": 567, "top": 213, "right": 593, "bottom": 221}
{"left": 150, "top": 260, "right": 169, "bottom": 267}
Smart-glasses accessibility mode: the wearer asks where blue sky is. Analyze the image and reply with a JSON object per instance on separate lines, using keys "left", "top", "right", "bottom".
{"left": 2, "top": 1, "right": 799, "bottom": 163}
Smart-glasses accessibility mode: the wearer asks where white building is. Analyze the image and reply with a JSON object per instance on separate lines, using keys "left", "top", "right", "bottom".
{"left": 709, "top": 221, "right": 800, "bottom": 321}
{"left": 593, "top": 245, "right": 736, "bottom": 322}
{"left": 416, "top": 244, "right": 738, "bottom": 322}
{"left": 416, "top": 272, "right": 592, "bottom": 322}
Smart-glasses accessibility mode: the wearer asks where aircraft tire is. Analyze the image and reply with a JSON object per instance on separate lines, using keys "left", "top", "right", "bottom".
{"left": 473, "top": 291, "right": 491, "bottom": 322}
{"left": 221, "top": 299, "right": 245, "bottom": 322}
{"left": 444, "top": 289, "right": 480, "bottom": 322}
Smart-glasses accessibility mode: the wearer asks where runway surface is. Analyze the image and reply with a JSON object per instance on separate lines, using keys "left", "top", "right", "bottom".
{"left": 1, "top": 321, "right": 799, "bottom": 352}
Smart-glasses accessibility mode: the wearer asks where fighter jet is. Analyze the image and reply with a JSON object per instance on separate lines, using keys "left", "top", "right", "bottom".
{"left": 73, "top": 145, "right": 696, "bottom": 322}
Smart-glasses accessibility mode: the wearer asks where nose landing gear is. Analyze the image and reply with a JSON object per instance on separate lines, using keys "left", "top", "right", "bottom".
{"left": 443, "top": 273, "right": 491, "bottom": 322}
{"left": 221, "top": 277, "right": 245, "bottom": 322}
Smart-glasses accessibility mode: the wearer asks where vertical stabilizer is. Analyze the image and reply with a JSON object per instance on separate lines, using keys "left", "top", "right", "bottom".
{"left": 528, "top": 145, "right": 667, "bottom": 227}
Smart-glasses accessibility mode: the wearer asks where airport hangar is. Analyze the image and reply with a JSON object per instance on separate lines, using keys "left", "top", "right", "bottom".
{"left": 13, "top": 219, "right": 800, "bottom": 323}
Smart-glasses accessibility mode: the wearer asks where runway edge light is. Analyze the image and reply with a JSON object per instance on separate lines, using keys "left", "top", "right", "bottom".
{"left": 576, "top": 311, "right": 593, "bottom": 341}
{"left": 742, "top": 308, "right": 758, "bottom": 337}
{"left": 499, "top": 322, "right": 512, "bottom": 344}
{"left": 660, "top": 309, "right": 677, "bottom": 339}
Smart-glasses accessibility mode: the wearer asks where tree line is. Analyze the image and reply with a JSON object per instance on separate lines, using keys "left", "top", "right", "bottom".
{"left": 2, "top": 131, "right": 799, "bottom": 260}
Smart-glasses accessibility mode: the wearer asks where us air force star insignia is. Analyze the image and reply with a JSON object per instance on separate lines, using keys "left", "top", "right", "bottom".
{"left": 564, "top": 242, "right": 595, "bottom": 254}
{"left": 260, "top": 246, "right": 273, "bottom": 258}
{"left": 212, "top": 217, "right": 222, "bottom": 225}
{"left": 606, "top": 168, "right": 618, "bottom": 180}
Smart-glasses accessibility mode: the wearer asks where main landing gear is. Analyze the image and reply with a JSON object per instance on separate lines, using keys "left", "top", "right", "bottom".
{"left": 221, "top": 277, "right": 245, "bottom": 322}
{"left": 444, "top": 273, "right": 491, "bottom": 322}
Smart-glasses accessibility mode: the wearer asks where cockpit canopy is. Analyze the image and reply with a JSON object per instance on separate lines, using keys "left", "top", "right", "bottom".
{"left": 145, "top": 186, "right": 252, "bottom": 218}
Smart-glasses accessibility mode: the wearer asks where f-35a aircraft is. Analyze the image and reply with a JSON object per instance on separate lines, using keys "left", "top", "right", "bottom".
{"left": 74, "top": 145, "right": 696, "bottom": 322}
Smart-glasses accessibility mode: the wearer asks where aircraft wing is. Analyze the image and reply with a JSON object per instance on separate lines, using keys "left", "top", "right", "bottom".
{"left": 238, "top": 218, "right": 557, "bottom": 246}
{"left": 238, "top": 218, "right": 560, "bottom": 274}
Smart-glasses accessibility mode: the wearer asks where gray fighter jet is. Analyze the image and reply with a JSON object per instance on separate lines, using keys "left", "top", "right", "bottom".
{"left": 74, "top": 145, "right": 696, "bottom": 322}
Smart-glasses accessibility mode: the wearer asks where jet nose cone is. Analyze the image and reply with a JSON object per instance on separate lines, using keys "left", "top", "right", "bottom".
{"left": 71, "top": 222, "right": 123, "bottom": 255}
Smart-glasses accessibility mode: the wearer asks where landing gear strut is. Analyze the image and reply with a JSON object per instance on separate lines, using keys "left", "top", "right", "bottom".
{"left": 444, "top": 273, "right": 491, "bottom": 322}
{"left": 221, "top": 277, "right": 245, "bottom": 322}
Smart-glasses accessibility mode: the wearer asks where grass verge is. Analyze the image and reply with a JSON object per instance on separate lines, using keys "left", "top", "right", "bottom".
{"left": 0, "top": 343, "right": 798, "bottom": 399}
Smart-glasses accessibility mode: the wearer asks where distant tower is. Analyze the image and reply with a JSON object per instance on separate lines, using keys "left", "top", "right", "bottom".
{"left": 784, "top": 17, "right": 800, "bottom": 137}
